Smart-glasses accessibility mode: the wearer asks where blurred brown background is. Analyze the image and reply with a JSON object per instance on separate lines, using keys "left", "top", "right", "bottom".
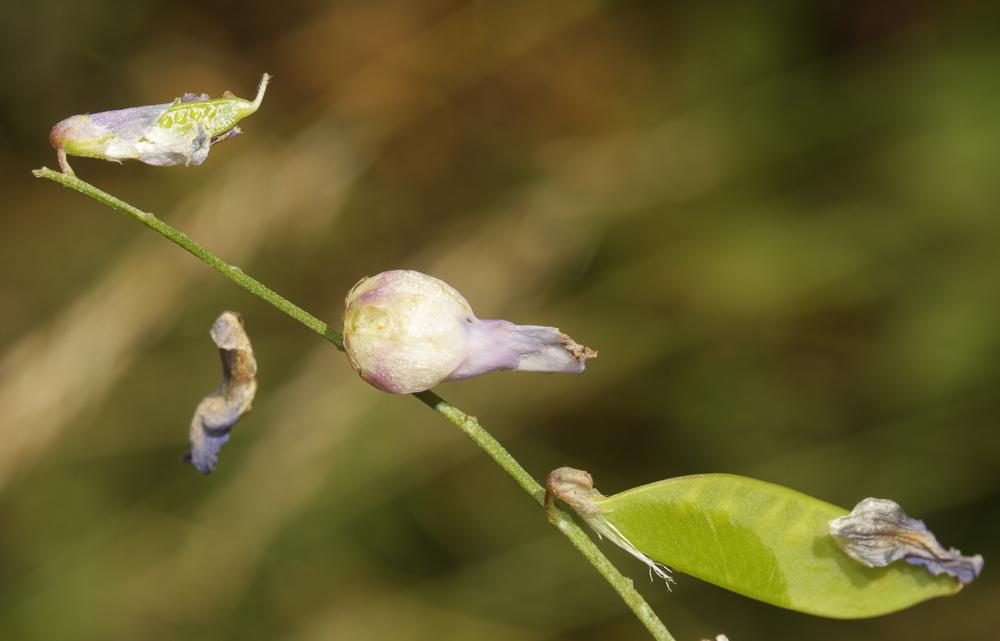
{"left": 0, "top": 1, "right": 997, "bottom": 640}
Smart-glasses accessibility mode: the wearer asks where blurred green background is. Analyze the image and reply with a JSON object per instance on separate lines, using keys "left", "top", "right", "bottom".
{"left": 0, "top": 1, "right": 997, "bottom": 639}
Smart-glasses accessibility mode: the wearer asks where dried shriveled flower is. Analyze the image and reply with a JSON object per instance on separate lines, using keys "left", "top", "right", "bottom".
{"left": 343, "top": 270, "right": 597, "bottom": 394}
{"left": 183, "top": 311, "right": 258, "bottom": 475}
{"left": 829, "top": 497, "right": 983, "bottom": 585}
{"left": 50, "top": 74, "right": 270, "bottom": 175}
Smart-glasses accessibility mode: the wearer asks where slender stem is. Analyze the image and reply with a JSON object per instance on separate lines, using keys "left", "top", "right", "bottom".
{"left": 35, "top": 167, "right": 675, "bottom": 641}
{"left": 32, "top": 167, "right": 345, "bottom": 349}
{"left": 413, "top": 390, "right": 675, "bottom": 641}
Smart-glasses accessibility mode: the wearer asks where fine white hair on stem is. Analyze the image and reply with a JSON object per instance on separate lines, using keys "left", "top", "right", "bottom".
{"left": 545, "top": 466, "right": 673, "bottom": 587}
{"left": 582, "top": 511, "right": 674, "bottom": 586}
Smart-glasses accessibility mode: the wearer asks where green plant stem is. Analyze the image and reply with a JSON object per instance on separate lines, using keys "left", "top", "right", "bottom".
{"left": 413, "top": 390, "right": 675, "bottom": 641}
{"left": 35, "top": 166, "right": 676, "bottom": 641}
{"left": 33, "top": 167, "right": 345, "bottom": 349}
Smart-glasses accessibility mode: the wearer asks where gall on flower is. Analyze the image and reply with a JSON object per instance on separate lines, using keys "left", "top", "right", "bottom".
{"left": 343, "top": 270, "right": 597, "bottom": 394}
{"left": 49, "top": 74, "right": 270, "bottom": 175}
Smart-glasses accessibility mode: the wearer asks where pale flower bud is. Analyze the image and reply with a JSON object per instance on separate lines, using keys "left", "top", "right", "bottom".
{"left": 343, "top": 270, "right": 597, "bottom": 393}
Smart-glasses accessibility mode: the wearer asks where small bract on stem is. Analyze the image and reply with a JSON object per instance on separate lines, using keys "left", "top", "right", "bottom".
{"left": 546, "top": 466, "right": 673, "bottom": 584}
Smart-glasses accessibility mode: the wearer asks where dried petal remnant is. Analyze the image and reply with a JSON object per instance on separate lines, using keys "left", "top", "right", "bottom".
{"left": 545, "top": 466, "right": 604, "bottom": 515}
{"left": 184, "top": 312, "right": 258, "bottom": 474}
{"left": 50, "top": 73, "right": 270, "bottom": 175}
{"left": 829, "top": 498, "right": 983, "bottom": 585}
{"left": 545, "top": 466, "right": 672, "bottom": 584}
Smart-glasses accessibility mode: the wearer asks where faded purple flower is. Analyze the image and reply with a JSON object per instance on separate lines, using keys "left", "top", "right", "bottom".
{"left": 829, "top": 497, "right": 983, "bottom": 585}
{"left": 183, "top": 311, "right": 258, "bottom": 475}
{"left": 343, "top": 270, "right": 597, "bottom": 394}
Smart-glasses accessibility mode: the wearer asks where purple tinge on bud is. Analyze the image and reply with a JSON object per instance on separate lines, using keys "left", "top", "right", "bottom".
{"left": 343, "top": 270, "right": 597, "bottom": 394}
{"left": 448, "top": 320, "right": 592, "bottom": 380}
{"left": 50, "top": 104, "right": 174, "bottom": 165}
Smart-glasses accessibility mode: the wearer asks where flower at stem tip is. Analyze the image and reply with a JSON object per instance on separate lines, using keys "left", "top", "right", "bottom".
{"left": 49, "top": 73, "right": 270, "bottom": 175}
{"left": 342, "top": 270, "right": 597, "bottom": 394}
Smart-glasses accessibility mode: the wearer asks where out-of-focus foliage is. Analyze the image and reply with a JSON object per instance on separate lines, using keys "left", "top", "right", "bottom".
{"left": 0, "top": 1, "right": 997, "bottom": 640}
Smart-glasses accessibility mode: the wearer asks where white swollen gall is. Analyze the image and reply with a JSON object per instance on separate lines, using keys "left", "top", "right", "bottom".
{"left": 343, "top": 270, "right": 597, "bottom": 394}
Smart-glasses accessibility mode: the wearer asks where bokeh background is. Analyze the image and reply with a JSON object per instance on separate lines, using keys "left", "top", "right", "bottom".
{"left": 0, "top": 1, "right": 997, "bottom": 639}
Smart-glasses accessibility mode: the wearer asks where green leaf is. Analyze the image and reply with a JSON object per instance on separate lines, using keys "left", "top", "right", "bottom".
{"left": 594, "top": 474, "right": 960, "bottom": 618}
